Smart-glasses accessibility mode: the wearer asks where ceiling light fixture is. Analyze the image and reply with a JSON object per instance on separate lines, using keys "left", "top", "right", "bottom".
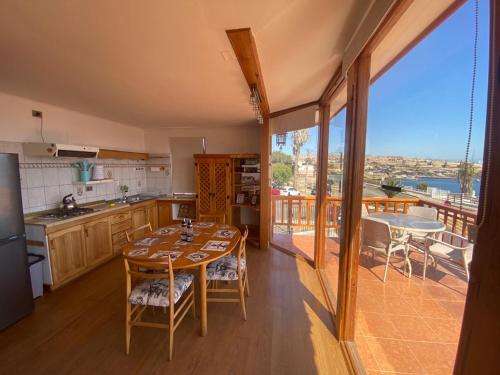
{"left": 249, "top": 84, "right": 264, "bottom": 124}
{"left": 276, "top": 133, "right": 287, "bottom": 149}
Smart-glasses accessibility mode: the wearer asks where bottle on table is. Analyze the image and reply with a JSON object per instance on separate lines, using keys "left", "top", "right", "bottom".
{"left": 180, "top": 218, "right": 188, "bottom": 241}
{"left": 186, "top": 219, "right": 194, "bottom": 242}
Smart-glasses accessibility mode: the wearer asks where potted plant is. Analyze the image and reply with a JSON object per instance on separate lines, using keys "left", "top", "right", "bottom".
{"left": 119, "top": 184, "right": 129, "bottom": 203}
{"left": 72, "top": 160, "right": 94, "bottom": 182}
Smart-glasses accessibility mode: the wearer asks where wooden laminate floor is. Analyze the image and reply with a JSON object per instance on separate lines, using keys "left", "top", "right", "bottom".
{"left": 0, "top": 247, "right": 349, "bottom": 375}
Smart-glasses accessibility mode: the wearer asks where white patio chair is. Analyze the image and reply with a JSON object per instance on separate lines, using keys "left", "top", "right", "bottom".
{"left": 361, "top": 217, "right": 411, "bottom": 282}
{"left": 424, "top": 231, "right": 474, "bottom": 282}
{"left": 407, "top": 206, "right": 439, "bottom": 254}
{"left": 408, "top": 206, "right": 438, "bottom": 220}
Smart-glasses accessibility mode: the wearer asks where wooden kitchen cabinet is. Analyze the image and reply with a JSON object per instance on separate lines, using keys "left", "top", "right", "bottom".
{"left": 131, "top": 207, "right": 147, "bottom": 240}
{"left": 84, "top": 217, "right": 113, "bottom": 266}
{"left": 48, "top": 225, "right": 87, "bottom": 285}
{"left": 157, "top": 200, "right": 173, "bottom": 227}
{"left": 194, "top": 156, "right": 231, "bottom": 222}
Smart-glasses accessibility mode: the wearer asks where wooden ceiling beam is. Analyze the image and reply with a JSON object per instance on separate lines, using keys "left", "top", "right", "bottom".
{"left": 226, "top": 28, "right": 270, "bottom": 115}
{"left": 269, "top": 100, "right": 319, "bottom": 119}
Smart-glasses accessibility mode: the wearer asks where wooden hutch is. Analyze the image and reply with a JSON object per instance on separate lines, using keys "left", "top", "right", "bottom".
{"left": 194, "top": 153, "right": 261, "bottom": 246}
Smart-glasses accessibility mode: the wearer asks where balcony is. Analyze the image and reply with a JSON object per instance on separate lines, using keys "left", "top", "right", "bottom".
{"left": 271, "top": 195, "right": 476, "bottom": 374}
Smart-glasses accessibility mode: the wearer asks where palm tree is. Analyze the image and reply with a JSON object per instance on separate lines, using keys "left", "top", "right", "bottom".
{"left": 291, "top": 129, "right": 310, "bottom": 189}
{"left": 458, "top": 161, "right": 476, "bottom": 195}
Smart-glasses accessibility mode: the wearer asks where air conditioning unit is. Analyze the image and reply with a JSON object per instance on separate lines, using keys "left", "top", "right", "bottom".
{"left": 23, "top": 143, "right": 99, "bottom": 158}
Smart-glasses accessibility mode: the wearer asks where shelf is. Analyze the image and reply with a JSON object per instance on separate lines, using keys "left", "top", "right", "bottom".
{"left": 73, "top": 179, "right": 114, "bottom": 185}
{"left": 232, "top": 204, "right": 260, "bottom": 211}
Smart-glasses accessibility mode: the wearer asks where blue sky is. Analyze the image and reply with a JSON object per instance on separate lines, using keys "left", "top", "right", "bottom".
{"left": 274, "top": 0, "right": 489, "bottom": 162}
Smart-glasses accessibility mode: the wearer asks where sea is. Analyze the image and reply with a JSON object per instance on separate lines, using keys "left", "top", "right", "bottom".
{"left": 399, "top": 177, "right": 481, "bottom": 195}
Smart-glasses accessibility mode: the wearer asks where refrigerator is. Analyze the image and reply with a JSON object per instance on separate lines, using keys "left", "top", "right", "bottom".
{"left": 0, "top": 153, "right": 33, "bottom": 330}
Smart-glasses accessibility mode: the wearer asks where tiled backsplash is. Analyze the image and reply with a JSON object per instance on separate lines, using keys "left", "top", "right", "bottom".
{"left": 0, "top": 141, "right": 171, "bottom": 214}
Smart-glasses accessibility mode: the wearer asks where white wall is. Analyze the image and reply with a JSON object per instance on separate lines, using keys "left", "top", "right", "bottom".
{"left": 144, "top": 126, "right": 260, "bottom": 155}
{"left": 0, "top": 92, "right": 146, "bottom": 152}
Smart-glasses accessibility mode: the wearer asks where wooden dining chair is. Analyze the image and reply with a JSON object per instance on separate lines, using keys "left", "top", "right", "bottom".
{"left": 198, "top": 212, "right": 226, "bottom": 224}
{"left": 124, "top": 255, "right": 195, "bottom": 361}
{"left": 126, "top": 222, "right": 153, "bottom": 242}
{"left": 206, "top": 226, "right": 249, "bottom": 320}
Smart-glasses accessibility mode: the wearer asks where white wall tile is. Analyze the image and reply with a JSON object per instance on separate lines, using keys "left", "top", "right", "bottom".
{"left": 26, "top": 169, "right": 44, "bottom": 188}
{"left": 58, "top": 168, "right": 73, "bottom": 185}
{"left": 27, "top": 187, "right": 46, "bottom": 207}
{"left": 43, "top": 168, "right": 60, "bottom": 186}
{"left": 44, "top": 185, "right": 61, "bottom": 204}
{"left": 21, "top": 188, "right": 28, "bottom": 209}
{"left": 19, "top": 169, "right": 27, "bottom": 188}
{"left": 96, "top": 183, "right": 107, "bottom": 196}
{"left": 60, "top": 184, "right": 73, "bottom": 198}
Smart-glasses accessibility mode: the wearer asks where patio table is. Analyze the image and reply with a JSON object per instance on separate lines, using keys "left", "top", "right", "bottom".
{"left": 368, "top": 212, "right": 446, "bottom": 278}
{"left": 369, "top": 212, "right": 446, "bottom": 233}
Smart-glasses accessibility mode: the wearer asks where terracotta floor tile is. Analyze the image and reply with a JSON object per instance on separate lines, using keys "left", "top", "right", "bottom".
{"left": 407, "top": 341, "right": 456, "bottom": 374}
{"left": 404, "top": 297, "right": 455, "bottom": 319}
{"left": 388, "top": 315, "right": 438, "bottom": 342}
{"left": 365, "top": 337, "right": 424, "bottom": 373}
{"left": 357, "top": 312, "right": 401, "bottom": 339}
{"left": 424, "top": 318, "right": 462, "bottom": 343}
{"left": 437, "top": 300, "right": 465, "bottom": 321}
{"left": 355, "top": 336, "right": 380, "bottom": 371}
{"left": 273, "top": 233, "right": 466, "bottom": 375}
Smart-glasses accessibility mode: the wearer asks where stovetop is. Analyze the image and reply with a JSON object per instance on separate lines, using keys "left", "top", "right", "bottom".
{"left": 41, "top": 207, "right": 96, "bottom": 220}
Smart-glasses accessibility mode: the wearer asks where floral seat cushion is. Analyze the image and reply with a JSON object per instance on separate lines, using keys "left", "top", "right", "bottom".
{"left": 128, "top": 273, "right": 194, "bottom": 307}
{"left": 206, "top": 256, "right": 246, "bottom": 281}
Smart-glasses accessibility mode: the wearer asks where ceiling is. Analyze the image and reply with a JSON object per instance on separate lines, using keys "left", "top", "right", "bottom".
{"left": 0, "top": 0, "right": 367, "bottom": 129}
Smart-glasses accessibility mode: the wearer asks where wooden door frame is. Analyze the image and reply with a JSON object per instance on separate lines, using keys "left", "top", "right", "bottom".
{"left": 454, "top": 1, "right": 499, "bottom": 372}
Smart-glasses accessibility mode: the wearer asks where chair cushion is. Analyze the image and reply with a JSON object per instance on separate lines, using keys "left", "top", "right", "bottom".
{"left": 128, "top": 273, "right": 194, "bottom": 307}
{"left": 206, "top": 256, "right": 246, "bottom": 281}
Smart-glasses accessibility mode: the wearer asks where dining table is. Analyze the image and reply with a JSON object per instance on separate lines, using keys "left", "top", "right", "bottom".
{"left": 122, "top": 222, "right": 242, "bottom": 337}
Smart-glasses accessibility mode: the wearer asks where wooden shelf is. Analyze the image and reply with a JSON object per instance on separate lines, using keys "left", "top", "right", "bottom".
{"left": 232, "top": 204, "right": 260, "bottom": 211}
{"left": 73, "top": 179, "right": 114, "bottom": 185}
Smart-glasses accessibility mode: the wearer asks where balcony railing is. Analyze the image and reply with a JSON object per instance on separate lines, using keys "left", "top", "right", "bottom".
{"left": 271, "top": 195, "right": 477, "bottom": 236}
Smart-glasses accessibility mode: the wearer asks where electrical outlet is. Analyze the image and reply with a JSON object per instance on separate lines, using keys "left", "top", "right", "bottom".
{"left": 86, "top": 186, "right": 93, "bottom": 192}
{"left": 76, "top": 186, "right": 84, "bottom": 196}
{"left": 32, "top": 110, "right": 43, "bottom": 118}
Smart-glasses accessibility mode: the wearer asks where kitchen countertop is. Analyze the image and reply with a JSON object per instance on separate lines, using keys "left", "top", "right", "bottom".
{"left": 24, "top": 195, "right": 196, "bottom": 229}
{"left": 24, "top": 202, "right": 132, "bottom": 228}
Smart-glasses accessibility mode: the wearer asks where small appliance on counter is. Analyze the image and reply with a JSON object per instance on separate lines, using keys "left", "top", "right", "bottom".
{"left": 92, "top": 165, "right": 105, "bottom": 180}
{"left": 0, "top": 153, "right": 34, "bottom": 330}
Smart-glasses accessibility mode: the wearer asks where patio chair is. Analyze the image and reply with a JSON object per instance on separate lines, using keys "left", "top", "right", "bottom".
{"left": 424, "top": 231, "right": 474, "bottom": 282}
{"left": 407, "top": 206, "right": 438, "bottom": 253}
{"left": 408, "top": 206, "right": 438, "bottom": 220}
{"left": 124, "top": 255, "right": 195, "bottom": 360}
{"left": 198, "top": 212, "right": 226, "bottom": 224}
{"left": 206, "top": 226, "right": 250, "bottom": 320}
{"left": 361, "top": 217, "right": 411, "bottom": 282}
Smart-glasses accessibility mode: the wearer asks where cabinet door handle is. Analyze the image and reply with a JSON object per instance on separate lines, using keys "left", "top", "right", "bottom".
{"left": 84, "top": 229, "right": 89, "bottom": 237}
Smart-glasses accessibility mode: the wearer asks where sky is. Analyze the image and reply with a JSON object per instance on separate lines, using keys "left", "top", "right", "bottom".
{"left": 274, "top": 0, "right": 490, "bottom": 162}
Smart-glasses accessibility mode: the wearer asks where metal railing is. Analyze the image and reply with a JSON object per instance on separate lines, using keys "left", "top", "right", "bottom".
{"left": 271, "top": 195, "right": 477, "bottom": 236}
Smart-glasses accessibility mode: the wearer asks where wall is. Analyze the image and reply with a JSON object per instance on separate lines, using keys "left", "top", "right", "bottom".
{"left": 0, "top": 92, "right": 146, "bottom": 152}
{"left": 144, "top": 126, "right": 260, "bottom": 155}
{"left": 0, "top": 141, "right": 171, "bottom": 214}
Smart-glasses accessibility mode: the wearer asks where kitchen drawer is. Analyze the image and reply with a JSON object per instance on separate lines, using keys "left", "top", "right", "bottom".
{"left": 112, "top": 231, "right": 128, "bottom": 246}
{"left": 109, "top": 211, "right": 131, "bottom": 225}
{"left": 111, "top": 219, "right": 131, "bottom": 234}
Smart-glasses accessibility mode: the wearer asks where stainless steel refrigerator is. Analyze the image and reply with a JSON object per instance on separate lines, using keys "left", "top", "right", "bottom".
{"left": 0, "top": 153, "right": 33, "bottom": 330}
